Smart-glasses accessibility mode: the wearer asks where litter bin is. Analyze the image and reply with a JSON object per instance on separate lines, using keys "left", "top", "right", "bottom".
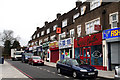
{"left": 1, "top": 57, "right": 4, "bottom": 64}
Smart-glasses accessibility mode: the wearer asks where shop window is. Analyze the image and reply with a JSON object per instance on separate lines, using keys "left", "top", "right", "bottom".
{"left": 91, "top": 45, "right": 103, "bottom": 66}
{"left": 109, "top": 12, "right": 118, "bottom": 29}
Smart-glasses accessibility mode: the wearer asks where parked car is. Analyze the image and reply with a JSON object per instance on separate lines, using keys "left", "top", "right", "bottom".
{"left": 115, "top": 66, "right": 120, "bottom": 80}
{"left": 21, "top": 53, "right": 33, "bottom": 63}
{"left": 28, "top": 56, "right": 44, "bottom": 66}
{"left": 56, "top": 58, "right": 98, "bottom": 78}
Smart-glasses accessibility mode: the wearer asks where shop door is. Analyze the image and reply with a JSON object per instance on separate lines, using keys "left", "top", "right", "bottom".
{"left": 80, "top": 48, "right": 91, "bottom": 65}
{"left": 50, "top": 50, "right": 59, "bottom": 63}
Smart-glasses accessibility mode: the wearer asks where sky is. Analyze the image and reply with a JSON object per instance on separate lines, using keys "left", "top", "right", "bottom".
{"left": 0, "top": 0, "right": 85, "bottom": 47}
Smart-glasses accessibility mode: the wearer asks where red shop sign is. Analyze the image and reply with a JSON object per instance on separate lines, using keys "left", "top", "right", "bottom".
{"left": 74, "top": 32, "right": 102, "bottom": 48}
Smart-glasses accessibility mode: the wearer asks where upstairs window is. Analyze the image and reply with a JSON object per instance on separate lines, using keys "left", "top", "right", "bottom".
{"left": 59, "top": 32, "right": 66, "bottom": 40}
{"left": 41, "top": 31, "right": 44, "bottom": 36}
{"left": 44, "top": 37, "right": 48, "bottom": 42}
{"left": 47, "top": 28, "right": 50, "bottom": 34}
{"left": 90, "top": 0, "right": 101, "bottom": 10}
{"left": 62, "top": 19, "right": 67, "bottom": 28}
{"left": 70, "top": 29, "right": 74, "bottom": 38}
{"left": 81, "top": 6, "right": 86, "bottom": 15}
{"left": 53, "top": 25, "right": 57, "bottom": 31}
{"left": 50, "top": 35, "right": 56, "bottom": 40}
{"left": 85, "top": 18, "right": 100, "bottom": 35}
{"left": 109, "top": 12, "right": 118, "bottom": 29}
{"left": 37, "top": 33, "right": 39, "bottom": 38}
{"left": 73, "top": 13, "right": 79, "bottom": 22}
{"left": 33, "top": 35, "right": 36, "bottom": 39}
{"left": 77, "top": 25, "right": 81, "bottom": 37}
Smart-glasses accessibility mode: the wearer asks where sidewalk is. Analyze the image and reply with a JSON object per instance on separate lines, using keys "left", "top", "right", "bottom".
{"left": 44, "top": 61, "right": 115, "bottom": 79}
{"left": 0, "top": 60, "right": 28, "bottom": 79}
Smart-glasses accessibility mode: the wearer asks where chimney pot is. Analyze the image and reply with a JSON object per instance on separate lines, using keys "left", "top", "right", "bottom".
{"left": 57, "top": 13, "right": 61, "bottom": 19}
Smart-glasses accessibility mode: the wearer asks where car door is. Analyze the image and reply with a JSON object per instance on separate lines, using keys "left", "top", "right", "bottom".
{"left": 65, "top": 59, "right": 73, "bottom": 73}
{"left": 60, "top": 59, "right": 67, "bottom": 72}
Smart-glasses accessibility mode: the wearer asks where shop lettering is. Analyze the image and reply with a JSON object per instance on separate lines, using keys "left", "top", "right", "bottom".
{"left": 111, "top": 29, "right": 120, "bottom": 37}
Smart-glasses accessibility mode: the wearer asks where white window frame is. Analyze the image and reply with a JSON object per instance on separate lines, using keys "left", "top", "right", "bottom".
{"left": 77, "top": 25, "right": 81, "bottom": 37}
{"left": 53, "top": 25, "right": 57, "bottom": 31}
{"left": 90, "top": 0, "right": 102, "bottom": 10}
{"left": 47, "top": 28, "right": 50, "bottom": 34}
{"left": 41, "top": 31, "right": 44, "bottom": 36}
{"left": 85, "top": 18, "right": 100, "bottom": 35}
{"left": 44, "top": 37, "right": 48, "bottom": 42}
{"left": 109, "top": 12, "right": 118, "bottom": 29}
{"left": 33, "top": 35, "right": 36, "bottom": 39}
{"left": 73, "top": 13, "right": 79, "bottom": 22}
{"left": 70, "top": 29, "right": 74, "bottom": 38}
{"left": 62, "top": 19, "right": 67, "bottom": 28}
{"left": 81, "top": 6, "right": 86, "bottom": 15}
{"left": 50, "top": 35, "right": 56, "bottom": 40}
{"left": 37, "top": 33, "right": 39, "bottom": 38}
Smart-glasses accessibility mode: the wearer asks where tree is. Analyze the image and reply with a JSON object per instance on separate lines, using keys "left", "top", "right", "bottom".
{"left": 4, "top": 40, "right": 11, "bottom": 56}
{"left": 12, "top": 40, "right": 21, "bottom": 50}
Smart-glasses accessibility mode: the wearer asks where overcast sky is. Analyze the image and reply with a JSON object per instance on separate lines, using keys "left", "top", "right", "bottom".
{"left": 0, "top": 0, "right": 85, "bottom": 47}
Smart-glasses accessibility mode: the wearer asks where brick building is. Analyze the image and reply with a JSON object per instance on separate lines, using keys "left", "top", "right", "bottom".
{"left": 28, "top": 0, "right": 120, "bottom": 70}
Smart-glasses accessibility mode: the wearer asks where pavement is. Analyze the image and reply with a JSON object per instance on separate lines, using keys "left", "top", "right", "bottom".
{"left": 0, "top": 60, "right": 28, "bottom": 79}
{"left": 44, "top": 61, "right": 115, "bottom": 79}
{"left": 0, "top": 60, "right": 115, "bottom": 79}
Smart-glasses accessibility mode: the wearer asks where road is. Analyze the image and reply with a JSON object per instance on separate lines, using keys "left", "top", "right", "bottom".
{"left": 6, "top": 59, "right": 114, "bottom": 80}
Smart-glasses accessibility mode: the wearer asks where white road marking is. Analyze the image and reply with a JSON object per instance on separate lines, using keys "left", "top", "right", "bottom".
{"left": 64, "top": 76, "right": 69, "bottom": 78}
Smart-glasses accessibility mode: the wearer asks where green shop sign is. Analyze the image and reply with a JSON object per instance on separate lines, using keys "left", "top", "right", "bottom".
{"left": 42, "top": 42, "right": 50, "bottom": 48}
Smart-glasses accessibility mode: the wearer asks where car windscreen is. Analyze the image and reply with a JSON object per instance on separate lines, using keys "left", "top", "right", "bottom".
{"left": 15, "top": 52, "right": 22, "bottom": 55}
{"left": 33, "top": 56, "right": 41, "bottom": 59}
{"left": 72, "top": 59, "right": 86, "bottom": 66}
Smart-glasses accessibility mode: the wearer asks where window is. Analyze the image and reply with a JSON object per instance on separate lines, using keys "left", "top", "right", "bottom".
{"left": 81, "top": 6, "right": 86, "bottom": 15}
{"left": 47, "top": 28, "right": 50, "bottom": 34}
{"left": 73, "top": 13, "right": 79, "bottom": 22}
{"left": 59, "top": 32, "right": 66, "bottom": 40}
{"left": 37, "top": 33, "right": 39, "bottom": 38}
{"left": 62, "top": 19, "right": 67, "bottom": 28}
{"left": 44, "top": 37, "right": 48, "bottom": 42}
{"left": 41, "top": 31, "right": 44, "bottom": 36}
{"left": 50, "top": 35, "right": 55, "bottom": 40}
{"left": 39, "top": 39, "right": 42, "bottom": 45}
{"left": 77, "top": 25, "right": 81, "bottom": 37}
{"left": 33, "top": 35, "right": 36, "bottom": 39}
{"left": 85, "top": 18, "right": 100, "bottom": 35}
{"left": 70, "top": 29, "right": 74, "bottom": 38}
{"left": 109, "top": 12, "right": 118, "bottom": 29}
{"left": 90, "top": 0, "right": 101, "bottom": 10}
{"left": 53, "top": 25, "right": 57, "bottom": 31}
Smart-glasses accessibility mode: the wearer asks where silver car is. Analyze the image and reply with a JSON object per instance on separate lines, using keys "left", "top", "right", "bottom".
{"left": 115, "top": 66, "right": 120, "bottom": 80}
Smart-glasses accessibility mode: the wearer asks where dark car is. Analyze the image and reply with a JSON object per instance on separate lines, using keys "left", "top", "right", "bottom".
{"left": 56, "top": 58, "right": 98, "bottom": 78}
{"left": 28, "top": 56, "right": 44, "bottom": 66}
{"left": 21, "top": 53, "right": 33, "bottom": 63}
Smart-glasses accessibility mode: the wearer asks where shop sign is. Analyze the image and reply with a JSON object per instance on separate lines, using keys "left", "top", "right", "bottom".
{"left": 103, "top": 28, "right": 120, "bottom": 39}
{"left": 92, "top": 50, "right": 102, "bottom": 58}
{"left": 74, "top": 33, "right": 102, "bottom": 48}
{"left": 42, "top": 42, "right": 49, "bottom": 48}
{"left": 59, "top": 38, "right": 72, "bottom": 49}
{"left": 49, "top": 41, "right": 58, "bottom": 49}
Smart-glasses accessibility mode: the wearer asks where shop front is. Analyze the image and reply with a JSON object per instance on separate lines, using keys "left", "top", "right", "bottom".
{"left": 74, "top": 32, "right": 104, "bottom": 70}
{"left": 36, "top": 46, "right": 43, "bottom": 59}
{"left": 49, "top": 41, "right": 59, "bottom": 63}
{"left": 103, "top": 28, "right": 120, "bottom": 70}
{"left": 59, "top": 38, "right": 73, "bottom": 60}
{"left": 42, "top": 42, "right": 50, "bottom": 61}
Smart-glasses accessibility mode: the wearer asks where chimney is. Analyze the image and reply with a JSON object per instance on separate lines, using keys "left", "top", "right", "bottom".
{"left": 56, "top": 13, "right": 61, "bottom": 19}
{"left": 45, "top": 21, "right": 48, "bottom": 25}
{"left": 36, "top": 27, "right": 39, "bottom": 30}
{"left": 76, "top": 0, "right": 82, "bottom": 7}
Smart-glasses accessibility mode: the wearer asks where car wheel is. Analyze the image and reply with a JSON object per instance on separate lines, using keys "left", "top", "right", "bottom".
{"left": 73, "top": 71, "right": 77, "bottom": 78}
{"left": 57, "top": 68, "right": 61, "bottom": 74}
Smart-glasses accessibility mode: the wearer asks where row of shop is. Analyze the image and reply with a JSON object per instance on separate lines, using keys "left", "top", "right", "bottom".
{"left": 28, "top": 28, "right": 120, "bottom": 71}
